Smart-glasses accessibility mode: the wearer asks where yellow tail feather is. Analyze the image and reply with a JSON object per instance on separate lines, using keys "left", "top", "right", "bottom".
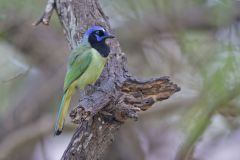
{"left": 55, "top": 88, "right": 74, "bottom": 135}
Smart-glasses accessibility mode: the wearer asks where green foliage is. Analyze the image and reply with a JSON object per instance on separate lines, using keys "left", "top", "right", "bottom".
{"left": 208, "top": 0, "right": 235, "bottom": 25}
{"left": 178, "top": 30, "right": 240, "bottom": 159}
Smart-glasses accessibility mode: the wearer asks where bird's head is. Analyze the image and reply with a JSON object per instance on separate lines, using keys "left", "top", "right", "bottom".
{"left": 83, "top": 26, "right": 114, "bottom": 44}
{"left": 83, "top": 26, "right": 114, "bottom": 57}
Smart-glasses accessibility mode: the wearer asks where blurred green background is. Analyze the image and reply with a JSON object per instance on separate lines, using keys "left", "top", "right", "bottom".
{"left": 1, "top": 0, "right": 240, "bottom": 159}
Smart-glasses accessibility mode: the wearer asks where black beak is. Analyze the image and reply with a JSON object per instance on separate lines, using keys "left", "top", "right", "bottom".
{"left": 104, "top": 33, "right": 115, "bottom": 39}
{"left": 107, "top": 34, "right": 115, "bottom": 39}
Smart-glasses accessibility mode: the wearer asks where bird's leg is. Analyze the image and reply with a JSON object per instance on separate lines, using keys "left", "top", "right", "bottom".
{"left": 84, "top": 84, "right": 96, "bottom": 95}
{"left": 79, "top": 85, "right": 94, "bottom": 96}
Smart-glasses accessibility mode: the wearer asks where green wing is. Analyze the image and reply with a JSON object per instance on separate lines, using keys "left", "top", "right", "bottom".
{"left": 63, "top": 45, "right": 92, "bottom": 93}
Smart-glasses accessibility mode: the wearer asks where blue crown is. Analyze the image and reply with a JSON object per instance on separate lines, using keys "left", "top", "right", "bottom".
{"left": 83, "top": 25, "right": 105, "bottom": 42}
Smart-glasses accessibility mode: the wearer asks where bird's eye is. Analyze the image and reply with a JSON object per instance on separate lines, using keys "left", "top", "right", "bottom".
{"left": 95, "top": 30, "right": 104, "bottom": 36}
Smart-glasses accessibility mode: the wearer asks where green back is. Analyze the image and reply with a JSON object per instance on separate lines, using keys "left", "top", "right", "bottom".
{"left": 63, "top": 44, "right": 92, "bottom": 93}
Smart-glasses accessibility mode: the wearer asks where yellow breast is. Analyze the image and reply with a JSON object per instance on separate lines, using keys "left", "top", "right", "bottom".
{"left": 76, "top": 49, "right": 107, "bottom": 89}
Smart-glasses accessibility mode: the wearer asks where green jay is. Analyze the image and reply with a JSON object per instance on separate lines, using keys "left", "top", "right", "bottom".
{"left": 55, "top": 26, "right": 114, "bottom": 135}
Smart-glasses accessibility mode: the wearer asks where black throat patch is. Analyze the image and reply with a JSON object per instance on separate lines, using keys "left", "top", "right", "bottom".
{"left": 91, "top": 41, "right": 110, "bottom": 58}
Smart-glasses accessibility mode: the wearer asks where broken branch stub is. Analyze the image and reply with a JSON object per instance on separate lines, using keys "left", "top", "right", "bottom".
{"left": 70, "top": 74, "right": 180, "bottom": 123}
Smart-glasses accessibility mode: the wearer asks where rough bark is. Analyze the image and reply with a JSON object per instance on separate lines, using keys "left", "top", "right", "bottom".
{"left": 37, "top": 0, "right": 180, "bottom": 160}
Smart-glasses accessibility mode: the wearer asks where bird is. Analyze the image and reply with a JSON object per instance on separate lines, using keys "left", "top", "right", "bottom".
{"left": 55, "top": 25, "right": 114, "bottom": 135}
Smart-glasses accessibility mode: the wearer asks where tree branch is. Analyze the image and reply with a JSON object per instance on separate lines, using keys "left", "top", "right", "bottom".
{"left": 37, "top": 0, "right": 180, "bottom": 159}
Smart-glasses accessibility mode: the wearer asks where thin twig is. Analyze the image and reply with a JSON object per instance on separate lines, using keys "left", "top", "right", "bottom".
{"left": 33, "top": 0, "right": 55, "bottom": 26}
